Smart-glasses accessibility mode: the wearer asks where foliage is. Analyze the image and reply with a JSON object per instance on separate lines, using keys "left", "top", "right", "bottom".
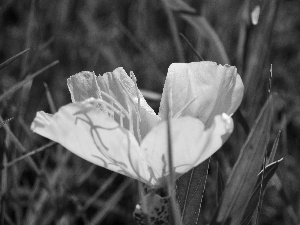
{"left": 1, "top": 0, "right": 300, "bottom": 224}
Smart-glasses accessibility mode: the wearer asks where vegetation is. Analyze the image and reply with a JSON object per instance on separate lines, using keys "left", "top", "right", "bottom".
{"left": 1, "top": 0, "right": 300, "bottom": 224}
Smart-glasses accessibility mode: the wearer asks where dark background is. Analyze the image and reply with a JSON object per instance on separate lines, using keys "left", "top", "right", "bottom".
{"left": 0, "top": 0, "right": 300, "bottom": 224}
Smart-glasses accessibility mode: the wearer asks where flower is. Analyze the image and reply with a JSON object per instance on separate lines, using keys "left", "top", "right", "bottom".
{"left": 31, "top": 62, "right": 243, "bottom": 187}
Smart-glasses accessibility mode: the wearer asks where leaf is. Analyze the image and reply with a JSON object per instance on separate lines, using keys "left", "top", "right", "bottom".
{"left": 176, "top": 158, "right": 210, "bottom": 225}
{"left": 242, "top": 0, "right": 279, "bottom": 123}
{"left": 217, "top": 161, "right": 225, "bottom": 202}
{"left": 210, "top": 96, "right": 273, "bottom": 225}
{"left": 241, "top": 158, "right": 283, "bottom": 225}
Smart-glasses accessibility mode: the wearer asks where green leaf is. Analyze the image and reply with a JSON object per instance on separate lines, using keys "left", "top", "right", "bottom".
{"left": 210, "top": 96, "right": 273, "bottom": 225}
{"left": 241, "top": 158, "right": 283, "bottom": 225}
{"left": 176, "top": 158, "right": 210, "bottom": 225}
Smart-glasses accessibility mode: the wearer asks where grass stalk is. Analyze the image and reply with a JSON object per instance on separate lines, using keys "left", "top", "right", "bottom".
{"left": 161, "top": 0, "right": 185, "bottom": 62}
{"left": 0, "top": 60, "right": 59, "bottom": 103}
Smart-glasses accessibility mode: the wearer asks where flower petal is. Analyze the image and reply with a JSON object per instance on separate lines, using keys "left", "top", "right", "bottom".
{"left": 99, "top": 68, "right": 160, "bottom": 139}
{"left": 159, "top": 62, "right": 244, "bottom": 127}
{"left": 141, "top": 114, "right": 233, "bottom": 184}
{"left": 31, "top": 99, "right": 152, "bottom": 184}
{"left": 67, "top": 71, "right": 102, "bottom": 102}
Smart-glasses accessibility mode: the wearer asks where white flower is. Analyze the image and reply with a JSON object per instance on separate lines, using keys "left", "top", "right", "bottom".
{"left": 31, "top": 62, "right": 243, "bottom": 187}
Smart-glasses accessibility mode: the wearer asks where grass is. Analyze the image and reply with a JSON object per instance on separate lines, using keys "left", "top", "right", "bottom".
{"left": 1, "top": 0, "right": 300, "bottom": 224}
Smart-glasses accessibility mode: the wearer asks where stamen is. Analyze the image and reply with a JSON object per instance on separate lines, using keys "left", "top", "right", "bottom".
{"left": 100, "top": 91, "right": 130, "bottom": 120}
{"left": 128, "top": 101, "right": 134, "bottom": 137}
{"left": 136, "top": 114, "right": 142, "bottom": 143}
{"left": 130, "top": 71, "right": 141, "bottom": 115}
{"left": 130, "top": 71, "right": 142, "bottom": 143}
{"left": 117, "top": 79, "right": 141, "bottom": 121}
{"left": 116, "top": 82, "right": 134, "bottom": 134}
{"left": 119, "top": 108, "right": 124, "bottom": 128}
{"left": 117, "top": 78, "right": 142, "bottom": 141}
{"left": 168, "top": 87, "right": 173, "bottom": 118}
{"left": 88, "top": 98, "right": 127, "bottom": 122}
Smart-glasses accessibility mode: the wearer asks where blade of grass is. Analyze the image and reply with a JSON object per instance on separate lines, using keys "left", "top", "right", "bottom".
{"left": 241, "top": 158, "right": 283, "bottom": 225}
{"left": 267, "top": 130, "right": 281, "bottom": 165}
{"left": 179, "top": 33, "right": 204, "bottom": 61}
{"left": 22, "top": 38, "right": 54, "bottom": 79}
{"left": 0, "top": 49, "right": 30, "bottom": 70}
{"left": 1, "top": 142, "right": 55, "bottom": 170}
{"left": 77, "top": 196, "right": 129, "bottom": 219}
{"left": 236, "top": 1, "right": 250, "bottom": 72}
{"left": 217, "top": 160, "right": 225, "bottom": 203}
{"left": 210, "top": 96, "right": 273, "bottom": 225}
{"left": 176, "top": 158, "right": 210, "bottom": 225}
{"left": 243, "top": 0, "right": 279, "bottom": 122}
{"left": 165, "top": 88, "right": 181, "bottom": 225}
{"left": 23, "top": 150, "right": 72, "bottom": 224}
{"left": 117, "top": 23, "right": 165, "bottom": 83}
{"left": 4, "top": 211, "right": 15, "bottom": 225}
{"left": 235, "top": 109, "right": 250, "bottom": 135}
{"left": 16, "top": 117, "right": 34, "bottom": 140}
{"left": 0, "top": 60, "right": 59, "bottom": 103}
{"left": 254, "top": 64, "right": 275, "bottom": 225}
{"left": 76, "top": 165, "right": 97, "bottom": 185}
{"left": 90, "top": 178, "right": 133, "bottom": 225}
{"left": 82, "top": 173, "right": 118, "bottom": 211}
{"left": 0, "top": 153, "right": 8, "bottom": 225}
{"left": 20, "top": 0, "right": 35, "bottom": 79}
{"left": 181, "top": 15, "right": 229, "bottom": 64}
{"left": 0, "top": 116, "right": 40, "bottom": 174}
{"left": 255, "top": 148, "right": 268, "bottom": 225}
{"left": 72, "top": 172, "right": 119, "bottom": 222}
{"left": 44, "top": 83, "right": 57, "bottom": 113}
{"left": 161, "top": 0, "right": 185, "bottom": 62}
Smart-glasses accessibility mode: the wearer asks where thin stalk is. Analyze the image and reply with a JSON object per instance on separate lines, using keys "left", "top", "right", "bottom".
{"left": 0, "top": 49, "right": 30, "bottom": 70}
{"left": 179, "top": 33, "right": 204, "bottom": 61}
{"left": 166, "top": 91, "right": 181, "bottom": 225}
{"left": 161, "top": 0, "right": 185, "bottom": 62}
{"left": 89, "top": 179, "right": 133, "bottom": 225}
{"left": 43, "top": 83, "right": 57, "bottom": 113}
{"left": 0, "top": 60, "right": 59, "bottom": 103}
{"left": 1, "top": 142, "right": 55, "bottom": 170}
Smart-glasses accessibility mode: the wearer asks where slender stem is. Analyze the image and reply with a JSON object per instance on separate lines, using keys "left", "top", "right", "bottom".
{"left": 162, "top": 0, "right": 185, "bottom": 62}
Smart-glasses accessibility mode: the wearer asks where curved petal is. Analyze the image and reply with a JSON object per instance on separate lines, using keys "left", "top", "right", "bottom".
{"left": 159, "top": 62, "right": 244, "bottom": 127}
{"left": 141, "top": 114, "right": 233, "bottom": 185}
{"left": 99, "top": 68, "right": 160, "bottom": 139}
{"left": 67, "top": 71, "right": 102, "bottom": 102}
{"left": 31, "top": 99, "right": 152, "bottom": 184}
